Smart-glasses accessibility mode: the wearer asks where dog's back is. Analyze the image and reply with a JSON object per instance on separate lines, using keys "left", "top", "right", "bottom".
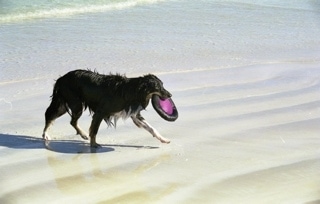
{"left": 53, "top": 70, "right": 128, "bottom": 112}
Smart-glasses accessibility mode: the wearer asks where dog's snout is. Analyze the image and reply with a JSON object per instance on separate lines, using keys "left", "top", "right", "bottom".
{"left": 159, "top": 89, "right": 172, "bottom": 99}
{"left": 165, "top": 90, "right": 172, "bottom": 98}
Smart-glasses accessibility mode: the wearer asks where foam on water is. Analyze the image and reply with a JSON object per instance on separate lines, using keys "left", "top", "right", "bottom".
{"left": 0, "top": 0, "right": 166, "bottom": 24}
{"left": 221, "top": 0, "right": 319, "bottom": 11}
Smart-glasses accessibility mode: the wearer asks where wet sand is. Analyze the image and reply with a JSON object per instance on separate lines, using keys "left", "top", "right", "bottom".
{"left": 1, "top": 1, "right": 320, "bottom": 203}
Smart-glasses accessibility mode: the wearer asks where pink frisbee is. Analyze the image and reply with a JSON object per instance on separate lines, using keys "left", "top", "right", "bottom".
{"left": 159, "top": 98, "right": 174, "bottom": 115}
{"left": 152, "top": 95, "right": 178, "bottom": 122}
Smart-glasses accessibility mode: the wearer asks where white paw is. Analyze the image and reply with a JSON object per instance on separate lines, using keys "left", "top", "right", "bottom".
{"left": 80, "top": 134, "right": 89, "bottom": 140}
{"left": 77, "top": 131, "right": 89, "bottom": 140}
{"left": 161, "top": 138, "right": 171, "bottom": 144}
{"left": 76, "top": 129, "right": 89, "bottom": 140}
{"left": 156, "top": 135, "right": 171, "bottom": 144}
{"left": 42, "top": 132, "right": 51, "bottom": 140}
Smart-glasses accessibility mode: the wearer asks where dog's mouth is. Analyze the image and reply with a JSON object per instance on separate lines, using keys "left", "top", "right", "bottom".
{"left": 153, "top": 90, "right": 172, "bottom": 100}
{"left": 158, "top": 95, "right": 170, "bottom": 100}
{"left": 151, "top": 93, "right": 178, "bottom": 122}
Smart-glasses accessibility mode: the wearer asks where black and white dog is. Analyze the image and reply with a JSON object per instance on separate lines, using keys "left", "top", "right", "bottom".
{"left": 42, "top": 69, "right": 177, "bottom": 148}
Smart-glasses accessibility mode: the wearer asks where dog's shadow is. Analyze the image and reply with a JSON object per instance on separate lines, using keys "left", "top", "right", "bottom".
{"left": 0, "top": 134, "right": 158, "bottom": 154}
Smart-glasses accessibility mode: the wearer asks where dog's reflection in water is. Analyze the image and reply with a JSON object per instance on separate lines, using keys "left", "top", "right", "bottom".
{"left": 46, "top": 143, "right": 171, "bottom": 201}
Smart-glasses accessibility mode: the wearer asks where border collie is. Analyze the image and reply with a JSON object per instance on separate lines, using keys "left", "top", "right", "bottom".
{"left": 42, "top": 70, "right": 178, "bottom": 148}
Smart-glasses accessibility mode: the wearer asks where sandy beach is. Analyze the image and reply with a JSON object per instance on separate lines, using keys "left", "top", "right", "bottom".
{"left": 1, "top": 0, "right": 320, "bottom": 203}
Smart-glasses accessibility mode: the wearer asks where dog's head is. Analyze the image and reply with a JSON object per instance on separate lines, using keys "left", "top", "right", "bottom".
{"left": 138, "top": 74, "right": 172, "bottom": 108}
{"left": 138, "top": 74, "right": 178, "bottom": 121}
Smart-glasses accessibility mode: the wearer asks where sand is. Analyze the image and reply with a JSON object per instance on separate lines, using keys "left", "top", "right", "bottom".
{"left": 1, "top": 1, "right": 320, "bottom": 203}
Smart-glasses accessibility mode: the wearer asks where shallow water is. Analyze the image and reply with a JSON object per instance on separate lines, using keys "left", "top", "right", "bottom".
{"left": 1, "top": 0, "right": 320, "bottom": 81}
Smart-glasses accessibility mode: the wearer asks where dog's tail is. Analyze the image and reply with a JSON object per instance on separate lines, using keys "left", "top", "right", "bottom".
{"left": 51, "top": 78, "right": 72, "bottom": 116}
{"left": 51, "top": 79, "right": 60, "bottom": 99}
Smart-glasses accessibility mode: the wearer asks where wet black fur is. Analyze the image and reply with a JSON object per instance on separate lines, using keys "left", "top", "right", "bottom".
{"left": 43, "top": 69, "right": 171, "bottom": 147}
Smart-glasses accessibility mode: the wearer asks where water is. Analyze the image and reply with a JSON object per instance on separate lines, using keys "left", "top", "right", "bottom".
{"left": 1, "top": 0, "right": 319, "bottom": 24}
{"left": 0, "top": 0, "right": 165, "bottom": 24}
{"left": 0, "top": 0, "right": 320, "bottom": 82}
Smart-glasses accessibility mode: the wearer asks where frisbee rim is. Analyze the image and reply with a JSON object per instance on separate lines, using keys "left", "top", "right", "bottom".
{"left": 151, "top": 95, "right": 178, "bottom": 122}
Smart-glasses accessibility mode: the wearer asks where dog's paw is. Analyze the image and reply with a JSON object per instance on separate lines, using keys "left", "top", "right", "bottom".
{"left": 154, "top": 134, "right": 171, "bottom": 144}
{"left": 42, "top": 132, "right": 51, "bottom": 140}
{"left": 77, "top": 130, "right": 89, "bottom": 140}
{"left": 160, "top": 138, "right": 171, "bottom": 144}
{"left": 79, "top": 133, "right": 89, "bottom": 140}
{"left": 81, "top": 135, "right": 89, "bottom": 140}
{"left": 90, "top": 142, "right": 102, "bottom": 148}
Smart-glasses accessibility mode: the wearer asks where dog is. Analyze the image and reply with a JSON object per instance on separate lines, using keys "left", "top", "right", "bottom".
{"left": 42, "top": 69, "right": 172, "bottom": 148}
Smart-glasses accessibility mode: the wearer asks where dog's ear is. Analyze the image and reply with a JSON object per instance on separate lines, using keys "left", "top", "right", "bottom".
{"left": 134, "top": 75, "right": 158, "bottom": 108}
{"left": 144, "top": 74, "right": 162, "bottom": 84}
{"left": 137, "top": 76, "right": 149, "bottom": 92}
{"left": 140, "top": 74, "right": 162, "bottom": 91}
{"left": 122, "top": 76, "right": 149, "bottom": 101}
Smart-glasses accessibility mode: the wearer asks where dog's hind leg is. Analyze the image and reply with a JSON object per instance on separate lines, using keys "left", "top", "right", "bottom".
{"left": 131, "top": 114, "right": 170, "bottom": 144}
{"left": 42, "top": 97, "right": 67, "bottom": 140}
{"left": 69, "top": 102, "right": 89, "bottom": 140}
{"left": 89, "top": 112, "right": 104, "bottom": 148}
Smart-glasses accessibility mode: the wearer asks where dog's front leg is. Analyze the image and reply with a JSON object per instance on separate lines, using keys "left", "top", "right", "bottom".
{"left": 131, "top": 114, "right": 170, "bottom": 144}
{"left": 89, "top": 113, "right": 104, "bottom": 148}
